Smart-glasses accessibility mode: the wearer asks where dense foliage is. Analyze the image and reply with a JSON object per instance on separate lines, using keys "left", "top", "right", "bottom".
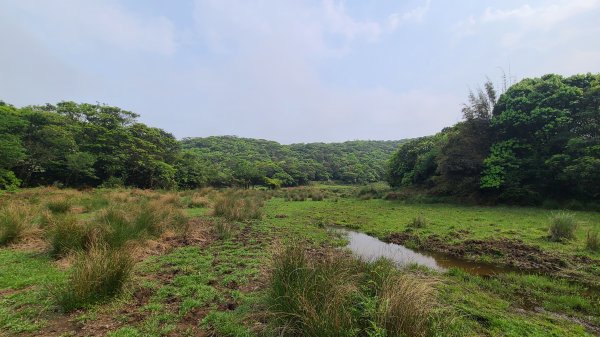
{"left": 0, "top": 101, "right": 403, "bottom": 190}
{"left": 388, "top": 73, "right": 600, "bottom": 205}
{"left": 181, "top": 136, "right": 403, "bottom": 188}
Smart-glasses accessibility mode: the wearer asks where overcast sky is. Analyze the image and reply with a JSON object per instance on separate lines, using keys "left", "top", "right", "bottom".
{"left": 1, "top": 0, "right": 599, "bottom": 143}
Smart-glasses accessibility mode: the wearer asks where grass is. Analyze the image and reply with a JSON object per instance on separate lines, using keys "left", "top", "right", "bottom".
{"left": 549, "top": 212, "right": 578, "bottom": 242}
{"left": 586, "top": 230, "right": 599, "bottom": 252}
{"left": 1, "top": 187, "right": 599, "bottom": 336}
{"left": 213, "top": 190, "right": 264, "bottom": 221}
{"left": 268, "top": 243, "right": 444, "bottom": 337}
{"left": 45, "top": 213, "right": 91, "bottom": 257}
{"left": 56, "top": 242, "right": 133, "bottom": 312}
{"left": 46, "top": 198, "right": 72, "bottom": 214}
{"left": 0, "top": 204, "right": 28, "bottom": 246}
{"left": 409, "top": 214, "right": 428, "bottom": 228}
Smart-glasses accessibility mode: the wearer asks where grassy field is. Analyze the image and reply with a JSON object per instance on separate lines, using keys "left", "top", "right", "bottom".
{"left": 0, "top": 187, "right": 599, "bottom": 336}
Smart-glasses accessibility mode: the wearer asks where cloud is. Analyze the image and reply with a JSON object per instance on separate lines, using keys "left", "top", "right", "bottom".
{"left": 480, "top": 0, "right": 599, "bottom": 28}
{"left": 3, "top": 0, "right": 177, "bottom": 55}
{"left": 388, "top": 0, "right": 431, "bottom": 29}
{"left": 172, "top": 0, "right": 456, "bottom": 142}
{"left": 454, "top": 0, "right": 600, "bottom": 49}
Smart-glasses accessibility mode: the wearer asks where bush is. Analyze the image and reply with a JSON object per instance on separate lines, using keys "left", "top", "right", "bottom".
{"left": 47, "top": 199, "right": 72, "bottom": 214}
{"left": 212, "top": 191, "right": 264, "bottom": 221}
{"left": 0, "top": 204, "right": 28, "bottom": 246}
{"left": 548, "top": 212, "right": 577, "bottom": 242}
{"left": 56, "top": 242, "right": 133, "bottom": 311}
{"left": 586, "top": 231, "right": 599, "bottom": 252}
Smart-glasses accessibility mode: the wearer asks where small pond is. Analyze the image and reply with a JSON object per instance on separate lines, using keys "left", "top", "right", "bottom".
{"left": 329, "top": 226, "right": 513, "bottom": 276}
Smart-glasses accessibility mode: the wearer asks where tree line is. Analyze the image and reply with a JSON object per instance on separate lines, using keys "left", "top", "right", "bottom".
{"left": 387, "top": 73, "right": 600, "bottom": 205}
{"left": 0, "top": 100, "right": 402, "bottom": 190}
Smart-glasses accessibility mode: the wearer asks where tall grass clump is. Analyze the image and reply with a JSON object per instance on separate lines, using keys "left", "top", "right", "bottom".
{"left": 212, "top": 191, "right": 264, "bottom": 221}
{"left": 45, "top": 213, "right": 92, "bottom": 257}
{"left": 0, "top": 204, "right": 28, "bottom": 246}
{"left": 269, "top": 244, "right": 359, "bottom": 337}
{"left": 56, "top": 242, "right": 133, "bottom": 311}
{"left": 586, "top": 230, "right": 599, "bottom": 252}
{"left": 375, "top": 274, "right": 436, "bottom": 337}
{"left": 408, "top": 215, "right": 428, "bottom": 228}
{"left": 214, "top": 220, "right": 234, "bottom": 240}
{"left": 548, "top": 212, "right": 578, "bottom": 242}
{"left": 97, "top": 208, "right": 135, "bottom": 248}
{"left": 46, "top": 198, "right": 72, "bottom": 214}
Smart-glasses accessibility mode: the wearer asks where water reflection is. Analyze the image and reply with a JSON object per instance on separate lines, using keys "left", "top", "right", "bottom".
{"left": 330, "top": 226, "right": 513, "bottom": 276}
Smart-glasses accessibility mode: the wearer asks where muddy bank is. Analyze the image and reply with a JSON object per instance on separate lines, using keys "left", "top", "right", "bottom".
{"left": 387, "top": 232, "right": 600, "bottom": 281}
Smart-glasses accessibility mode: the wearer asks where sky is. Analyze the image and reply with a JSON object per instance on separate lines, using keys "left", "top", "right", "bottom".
{"left": 1, "top": 0, "right": 599, "bottom": 143}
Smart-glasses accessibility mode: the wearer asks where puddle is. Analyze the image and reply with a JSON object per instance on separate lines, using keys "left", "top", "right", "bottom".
{"left": 329, "top": 226, "right": 513, "bottom": 276}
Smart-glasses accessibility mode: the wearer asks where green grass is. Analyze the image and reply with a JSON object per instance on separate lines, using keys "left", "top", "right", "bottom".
{"left": 264, "top": 197, "right": 600, "bottom": 258}
{"left": 1, "top": 188, "right": 599, "bottom": 336}
{"left": 0, "top": 250, "right": 65, "bottom": 333}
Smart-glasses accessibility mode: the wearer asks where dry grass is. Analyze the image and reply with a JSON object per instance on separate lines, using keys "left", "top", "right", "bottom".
{"left": 376, "top": 274, "right": 437, "bottom": 337}
{"left": 0, "top": 203, "right": 29, "bottom": 246}
{"left": 56, "top": 241, "right": 133, "bottom": 312}
{"left": 212, "top": 190, "right": 264, "bottom": 221}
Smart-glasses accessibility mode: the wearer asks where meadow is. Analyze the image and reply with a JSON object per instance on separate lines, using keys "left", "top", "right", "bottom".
{"left": 0, "top": 186, "right": 599, "bottom": 336}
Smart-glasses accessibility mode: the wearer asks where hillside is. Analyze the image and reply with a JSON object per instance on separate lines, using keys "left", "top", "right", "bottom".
{"left": 181, "top": 136, "right": 405, "bottom": 186}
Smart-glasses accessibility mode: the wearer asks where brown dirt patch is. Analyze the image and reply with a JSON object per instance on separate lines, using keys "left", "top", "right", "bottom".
{"left": 387, "top": 232, "right": 574, "bottom": 273}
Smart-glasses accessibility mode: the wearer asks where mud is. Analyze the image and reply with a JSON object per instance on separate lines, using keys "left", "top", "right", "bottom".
{"left": 387, "top": 232, "right": 587, "bottom": 274}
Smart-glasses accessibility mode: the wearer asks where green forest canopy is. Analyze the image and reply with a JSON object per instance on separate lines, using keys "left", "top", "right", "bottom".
{"left": 387, "top": 73, "right": 600, "bottom": 204}
{"left": 0, "top": 100, "right": 403, "bottom": 190}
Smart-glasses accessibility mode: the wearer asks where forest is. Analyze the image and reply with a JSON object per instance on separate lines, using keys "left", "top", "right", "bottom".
{"left": 388, "top": 73, "right": 600, "bottom": 206}
{"left": 0, "top": 101, "right": 402, "bottom": 191}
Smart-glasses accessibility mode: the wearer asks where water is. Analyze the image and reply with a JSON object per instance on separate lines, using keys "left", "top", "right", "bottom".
{"left": 330, "top": 226, "right": 512, "bottom": 276}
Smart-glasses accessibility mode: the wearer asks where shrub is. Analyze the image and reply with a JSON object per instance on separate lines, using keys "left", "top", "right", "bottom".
{"left": 548, "top": 212, "right": 577, "bottom": 242}
{"left": 212, "top": 191, "right": 264, "bottom": 221}
{"left": 408, "top": 215, "right": 428, "bottom": 228}
{"left": 586, "top": 231, "right": 599, "bottom": 252}
{"left": 375, "top": 274, "right": 436, "bottom": 337}
{"left": 0, "top": 204, "right": 28, "bottom": 246}
{"left": 47, "top": 199, "right": 72, "bottom": 214}
{"left": 56, "top": 242, "right": 133, "bottom": 311}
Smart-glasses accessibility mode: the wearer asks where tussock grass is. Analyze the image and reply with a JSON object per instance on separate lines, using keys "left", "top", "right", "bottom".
{"left": 56, "top": 241, "right": 133, "bottom": 311}
{"left": 586, "top": 230, "right": 599, "bottom": 252}
{"left": 0, "top": 204, "right": 28, "bottom": 246}
{"left": 214, "top": 220, "right": 234, "bottom": 240}
{"left": 188, "top": 194, "right": 210, "bottom": 208}
{"left": 212, "top": 191, "right": 264, "bottom": 221}
{"left": 269, "top": 244, "right": 359, "bottom": 337}
{"left": 409, "top": 214, "right": 428, "bottom": 228}
{"left": 548, "top": 212, "right": 578, "bottom": 242}
{"left": 376, "top": 274, "right": 436, "bottom": 337}
{"left": 268, "top": 243, "right": 440, "bottom": 337}
{"left": 45, "top": 213, "right": 92, "bottom": 257}
{"left": 46, "top": 198, "right": 72, "bottom": 214}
